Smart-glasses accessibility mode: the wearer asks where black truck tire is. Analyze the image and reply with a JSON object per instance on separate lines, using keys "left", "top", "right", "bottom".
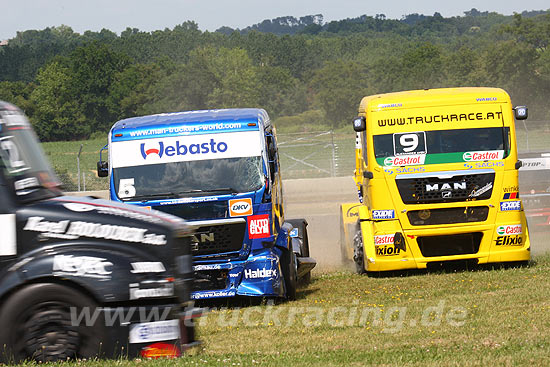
{"left": 0, "top": 283, "right": 106, "bottom": 363}
{"left": 353, "top": 227, "right": 367, "bottom": 274}
{"left": 281, "top": 248, "right": 297, "bottom": 301}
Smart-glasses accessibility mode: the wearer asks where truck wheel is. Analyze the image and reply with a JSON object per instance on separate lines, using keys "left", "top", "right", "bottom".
{"left": 353, "top": 228, "right": 367, "bottom": 274}
{"left": 281, "top": 249, "right": 297, "bottom": 301}
{"left": 0, "top": 283, "right": 105, "bottom": 363}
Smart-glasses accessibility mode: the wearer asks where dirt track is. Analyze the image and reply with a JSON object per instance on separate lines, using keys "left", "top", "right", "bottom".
{"left": 284, "top": 175, "right": 550, "bottom": 272}
{"left": 70, "top": 174, "right": 550, "bottom": 272}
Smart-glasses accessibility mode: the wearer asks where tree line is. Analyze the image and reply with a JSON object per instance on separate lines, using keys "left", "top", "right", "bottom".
{"left": 0, "top": 9, "right": 549, "bottom": 141}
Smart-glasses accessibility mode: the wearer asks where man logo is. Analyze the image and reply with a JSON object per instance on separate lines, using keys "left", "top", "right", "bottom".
{"left": 140, "top": 142, "right": 164, "bottom": 159}
{"left": 229, "top": 198, "right": 253, "bottom": 217}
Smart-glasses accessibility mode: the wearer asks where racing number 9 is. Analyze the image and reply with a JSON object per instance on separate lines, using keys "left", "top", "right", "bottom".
{"left": 393, "top": 132, "right": 426, "bottom": 156}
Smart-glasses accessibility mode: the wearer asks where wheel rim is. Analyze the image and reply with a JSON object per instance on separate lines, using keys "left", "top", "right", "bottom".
{"left": 17, "top": 302, "right": 80, "bottom": 362}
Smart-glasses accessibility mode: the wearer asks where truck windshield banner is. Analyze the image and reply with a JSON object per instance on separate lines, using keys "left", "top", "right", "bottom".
{"left": 111, "top": 131, "right": 263, "bottom": 168}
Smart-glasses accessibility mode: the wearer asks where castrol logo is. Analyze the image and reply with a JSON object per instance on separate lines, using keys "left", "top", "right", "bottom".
{"left": 496, "top": 224, "right": 522, "bottom": 236}
{"left": 384, "top": 154, "right": 426, "bottom": 166}
{"left": 229, "top": 198, "right": 253, "bottom": 217}
{"left": 463, "top": 150, "right": 504, "bottom": 162}
{"left": 374, "top": 234, "right": 395, "bottom": 245}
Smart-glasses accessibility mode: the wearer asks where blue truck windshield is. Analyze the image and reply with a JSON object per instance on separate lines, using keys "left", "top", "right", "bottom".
{"left": 113, "top": 156, "right": 264, "bottom": 201}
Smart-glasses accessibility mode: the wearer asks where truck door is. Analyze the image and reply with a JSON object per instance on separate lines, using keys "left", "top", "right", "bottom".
{"left": 265, "top": 130, "right": 283, "bottom": 230}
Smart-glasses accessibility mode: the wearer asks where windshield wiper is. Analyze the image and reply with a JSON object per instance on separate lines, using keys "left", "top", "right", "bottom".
{"left": 128, "top": 192, "right": 178, "bottom": 201}
{"left": 179, "top": 188, "right": 239, "bottom": 195}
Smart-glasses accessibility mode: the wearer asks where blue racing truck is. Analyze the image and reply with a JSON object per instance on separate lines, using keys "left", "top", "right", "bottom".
{"left": 98, "top": 109, "right": 315, "bottom": 300}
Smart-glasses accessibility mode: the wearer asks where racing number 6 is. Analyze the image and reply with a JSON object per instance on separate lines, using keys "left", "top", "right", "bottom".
{"left": 400, "top": 134, "right": 419, "bottom": 152}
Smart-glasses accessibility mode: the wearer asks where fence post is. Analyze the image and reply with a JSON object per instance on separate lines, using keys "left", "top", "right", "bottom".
{"left": 77, "top": 144, "right": 83, "bottom": 191}
{"left": 331, "top": 130, "right": 336, "bottom": 177}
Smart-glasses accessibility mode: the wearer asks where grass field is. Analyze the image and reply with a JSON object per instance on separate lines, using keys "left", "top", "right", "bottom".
{"left": 19, "top": 255, "right": 550, "bottom": 367}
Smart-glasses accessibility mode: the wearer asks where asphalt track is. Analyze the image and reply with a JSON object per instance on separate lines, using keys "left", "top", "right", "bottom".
{"left": 71, "top": 175, "right": 550, "bottom": 273}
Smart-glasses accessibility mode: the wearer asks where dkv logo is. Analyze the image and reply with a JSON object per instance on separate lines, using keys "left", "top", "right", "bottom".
{"left": 140, "top": 139, "right": 228, "bottom": 160}
{"left": 229, "top": 198, "right": 253, "bottom": 217}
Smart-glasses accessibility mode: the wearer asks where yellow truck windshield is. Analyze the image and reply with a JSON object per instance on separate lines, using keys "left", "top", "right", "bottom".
{"left": 373, "top": 127, "right": 510, "bottom": 166}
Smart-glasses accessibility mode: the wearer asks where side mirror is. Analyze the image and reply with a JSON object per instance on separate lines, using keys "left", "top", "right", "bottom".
{"left": 353, "top": 116, "right": 366, "bottom": 132}
{"left": 97, "top": 161, "right": 108, "bottom": 177}
{"left": 514, "top": 106, "right": 528, "bottom": 120}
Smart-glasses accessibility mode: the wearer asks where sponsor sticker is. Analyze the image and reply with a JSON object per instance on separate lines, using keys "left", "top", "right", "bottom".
{"left": 383, "top": 155, "right": 426, "bottom": 167}
{"left": 53, "top": 255, "right": 113, "bottom": 279}
{"left": 129, "top": 319, "right": 180, "bottom": 344}
{"left": 375, "top": 245, "right": 402, "bottom": 256}
{"left": 374, "top": 234, "right": 395, "bottom": 245}
{"left": 131, "top": 262, "right": 166, "bottom": 273}
{"left": 129, "top": 283, "right": 174, "bottom": 300}
{"left": 503, "top": 192, "right": 519, "bottom": 200}
{"left": 111, "top": 131, "right": 263, "bottom": 168}
{"left": 244, "top": 268, "right": 277, "bottom": 279}
{"left": 193, "top": 264, "right": 222, "bottom": 271}
{"left": 470, "top": 182, "right": 493, "bottom": 197}
{"left": 462, "top": 150, "right": 504, "bottom": 162}
{"left": 248, "top": 215, "right": 270, "bottom": 239}
{"left": 500, "top": 201, "right": 521, "bottom": 211}
{"left": 23, "top": 216, "right": 167, "bottom": 245}
{"left": 372, "top": 210, "right": 395, "bottom": 220}
{"left": 289, "top": 228, "right": 299, "bottom": 237}
{"left": 191, "top": 290, "right": 237, "bottom": 299}
{"left": 495, "top": 235, "right": 523, "bottom": 246}
{"left": 496, "top": 224, "right": 522, "bottom": 236}
{"left": 0, "top": 214, "right": 16, "bottom": 256}
{"left": 229, "top": 198, "right": 253, "bottom": 217}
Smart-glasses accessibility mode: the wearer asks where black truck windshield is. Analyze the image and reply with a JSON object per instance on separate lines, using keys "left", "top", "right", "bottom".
{"left": 373, "top": 127, "right": 509, "bottom": 159}
{"left": 0, "top": 113, "right": 61, "bottom": 201}
{"left": 113, "top": 156, "right": 264, "bottom": 201}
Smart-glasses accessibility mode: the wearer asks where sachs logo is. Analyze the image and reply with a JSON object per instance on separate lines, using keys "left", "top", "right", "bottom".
{"left": 140, "top": 139, "right": 228, "bottom": 160}
{"left": 229, "top": 198, "right": 253, "bottom": 217}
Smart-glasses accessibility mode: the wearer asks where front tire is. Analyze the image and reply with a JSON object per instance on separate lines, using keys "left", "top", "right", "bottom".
{"left": 281, "top": 249, "right": 297, "bottom": 301}
{"left": 0, "top": 283, "right": 106, "bottom": 363}
{"left": 353, "top": 227, "right": 367, "bottom": 274}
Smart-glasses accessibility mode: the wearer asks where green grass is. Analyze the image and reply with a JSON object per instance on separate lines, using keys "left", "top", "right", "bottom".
{"left": 18, "top": 255, "right": 550, "bottom": 366}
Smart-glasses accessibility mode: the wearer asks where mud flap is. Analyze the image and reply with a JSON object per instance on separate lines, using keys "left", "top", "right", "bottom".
{"left": 340, "top": 203, "right": 361, "bottom": 262}
{"left": 358, "top": 206, "right": 377, "bottom": 269}
{"left": 285, "top": 219, "right": 316, "bottom": 279}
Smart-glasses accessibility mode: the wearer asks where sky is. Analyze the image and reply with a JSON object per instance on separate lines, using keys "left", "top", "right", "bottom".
{"left": 1, "top": 0, "right": 549, "bottom": 40}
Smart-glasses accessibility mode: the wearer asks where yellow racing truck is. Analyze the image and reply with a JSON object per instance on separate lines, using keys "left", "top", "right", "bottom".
{"left": 340, "top": 87, "right": 530, "bottom": 273}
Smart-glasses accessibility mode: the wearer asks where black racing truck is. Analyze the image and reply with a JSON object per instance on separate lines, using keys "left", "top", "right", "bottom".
{"left": 0, "top": 101, "right": 201, "bottom": 362}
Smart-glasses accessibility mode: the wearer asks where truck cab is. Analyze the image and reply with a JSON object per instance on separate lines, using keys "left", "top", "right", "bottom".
{"left": 98, "top": 108, "right": 315, "bottom": 300}
{"left": 340, "top": 88, "right": 530, "bottom": 273}
{"left": 0, "top": 101, "right": 200, "bottom": 362}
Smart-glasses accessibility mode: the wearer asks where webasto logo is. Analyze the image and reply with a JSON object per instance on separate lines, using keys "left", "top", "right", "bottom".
{"left": 140, "top": 138, "right": 228, "bottom": 159}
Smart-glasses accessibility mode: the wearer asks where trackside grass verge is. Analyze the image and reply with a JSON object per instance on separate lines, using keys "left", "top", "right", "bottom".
{"left": 15, "top": 254, "right": 550, "bottom": 366}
